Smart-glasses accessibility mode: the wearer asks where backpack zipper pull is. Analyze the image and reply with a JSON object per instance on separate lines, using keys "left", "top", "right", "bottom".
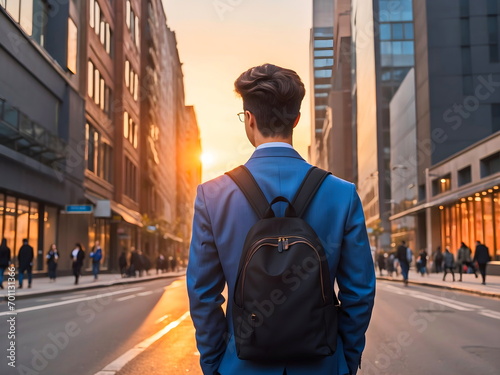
{"left": 278, "top": 237, "right": 283, "bottom": 253}
{"left": 283, "top": 238, "right": 289, "bottom": 251}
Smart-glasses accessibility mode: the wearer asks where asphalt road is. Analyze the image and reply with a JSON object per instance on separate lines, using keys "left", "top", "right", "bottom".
{"left": 0, "top": 278, "right": 498, "bottom": 375}
{"left": 0, "top": 277, "right": 189, "bottom": 375}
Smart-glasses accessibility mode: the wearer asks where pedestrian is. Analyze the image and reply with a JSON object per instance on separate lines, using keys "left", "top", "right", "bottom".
{"left": 139, "top": 251, "right": 151, "bottom": 275}
{"left": 473, "top": 240, "right": 491, "bottom": 285}
{"left": 434, "top": 246, "right": 443, "bottom": 273}
{"left": 187, "top": 64, "right": 375, "bottom": 375}
{"left": 89, "top": 240, "right": 103, "bottom": 281}
{"left": 377, "top": 251, "right": 386, "bottom": 276}
{"left": 119, "top": 250, "right": 128, "bottom": 277}
{"left": 0, "top": 239, "right": 11, "bottom": 289}
{"left": 18, "top": 238, "right": 34, "bottom": 288}
{"left": 442, "top": 247, "right": 455, "bottom": 282}
{"left": 129, "top": 247, "right": 142, "bottom": 277}
{"left": 417, "top": 249, "right": 428, "bottom": 276}
{"left": 386, "top": 252, "right": 396, "bottom": 277}
{"left": 457, "top": 242, "right": 477, "bottom": 281}
{"left": 156, "top": 254, "right": 165, "bottom": 274}
{"left": 397, "top": 240, "right": 411, "bottom": 286}
{"left": 46, "top": 244, "right": 59, "bottom": 282}
{"left": 171, "top": 255, "right": 178, "bottom": 272}
{"left": 71, "top": 243, "right": 85, "bottom": 285}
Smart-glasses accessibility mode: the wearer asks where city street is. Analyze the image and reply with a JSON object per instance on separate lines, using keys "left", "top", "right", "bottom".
{"left": 2, "top": 277, "right": 498, "bottom": 375}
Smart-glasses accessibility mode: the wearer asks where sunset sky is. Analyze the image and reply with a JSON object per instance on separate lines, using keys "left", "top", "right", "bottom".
{"left": 162, "top": 0, "right": 313, "bottom": 182}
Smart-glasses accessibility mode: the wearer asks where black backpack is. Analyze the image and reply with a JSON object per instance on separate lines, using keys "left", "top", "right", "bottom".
{"left": 226, "top": 165, "right": 339, "bottom": 362}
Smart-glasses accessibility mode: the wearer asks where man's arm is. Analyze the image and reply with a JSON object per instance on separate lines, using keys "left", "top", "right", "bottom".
{"left": 336, "top": 184, "right": 376, "bottom": 375}
{"left": 187, "top": 185, "right": 227, "bottom": 375}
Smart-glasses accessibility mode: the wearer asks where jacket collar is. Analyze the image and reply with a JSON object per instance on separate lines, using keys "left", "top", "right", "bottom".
{"left": 248, "top": 146, "right": 305, "bottom": 161}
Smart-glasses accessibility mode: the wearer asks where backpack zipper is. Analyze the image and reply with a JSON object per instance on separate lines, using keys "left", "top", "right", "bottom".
{"left": 239, "top": 236, "right": 327, "bottom": 305}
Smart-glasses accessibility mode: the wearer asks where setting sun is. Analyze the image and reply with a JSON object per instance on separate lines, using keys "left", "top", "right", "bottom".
{"left": 200, "top": 151, "right": 215, "bottom": 167}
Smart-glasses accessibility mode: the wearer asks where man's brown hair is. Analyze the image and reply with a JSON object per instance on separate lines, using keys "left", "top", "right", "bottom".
{"left": 234, "top": 64, "right": 306, "bottom": 138}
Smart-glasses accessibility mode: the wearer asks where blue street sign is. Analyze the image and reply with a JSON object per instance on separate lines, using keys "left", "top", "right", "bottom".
{"left": 65, "top": 205, "right": 93, "bottom": 213}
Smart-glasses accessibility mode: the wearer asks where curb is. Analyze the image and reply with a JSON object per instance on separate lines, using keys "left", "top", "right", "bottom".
{"left": 377, "top": 276, "right": 500, "bottom": 299}
{"left": 2, "top": 272, "right": 186, "bottom": 301}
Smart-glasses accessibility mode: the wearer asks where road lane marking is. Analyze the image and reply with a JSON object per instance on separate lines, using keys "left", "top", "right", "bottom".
{"left": 95, "top": 311, "right": 190, "bottom": 375}
{"left": 60, "top": 295, "right": 87, "bottom": 300}
{"left": 478, "top": 309, "right": 500, "bottom": 320}
{"left": 0, "top": 287, "right": 144, "bottom": 316}
{"left": 154, "top": 314, "right": 170, "bottom": 324}
{"left": 116, "top": 295, "right": 135, "bottom": 302}
{"left": 137, "top": 291, "right": 153, "bottom": 297}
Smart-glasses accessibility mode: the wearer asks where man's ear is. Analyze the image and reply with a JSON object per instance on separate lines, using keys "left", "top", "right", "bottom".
{"left": 292, "top": 112, "right": 301, "bottom": 129}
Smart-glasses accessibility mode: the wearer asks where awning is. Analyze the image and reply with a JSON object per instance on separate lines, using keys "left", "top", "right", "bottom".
{"left": 85, "top": 193, "right": 143, "bottom": 227}
{"left": 163, "top": 232, "right": 184, "bottom": 243}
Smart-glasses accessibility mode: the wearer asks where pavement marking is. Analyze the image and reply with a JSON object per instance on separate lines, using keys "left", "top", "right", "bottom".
{"left": 60, "top": 295, "right": 87, "bottom": 300}
{"left": 0, "top": 287, "right": 144, "bottom": 316}
{"left": 94, "top": 311, "right": 191, "bottom": 375}
{"left": 137, "top": 291, "right": 153, "bottom": 297}
{"left": 116, "top": 295, "right": 136, "bottom": 302}
{"left": 154, "top": 314, "right": 170, "bottom": 324}
{"left": 478, "top": 309, "right": 500, "bottom": 320}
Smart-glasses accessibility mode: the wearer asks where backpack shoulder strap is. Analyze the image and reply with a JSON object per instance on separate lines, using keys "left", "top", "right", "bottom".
{"left": 292, "top": 167, "right": 332, "bottom": 218}
{"left": 225, "top": 166, "right": 269, "bottom": 219}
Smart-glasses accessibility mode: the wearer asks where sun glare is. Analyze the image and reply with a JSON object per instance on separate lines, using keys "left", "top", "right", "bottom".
{"left": 200, "top": 151, "right": 215, "bottom": 167}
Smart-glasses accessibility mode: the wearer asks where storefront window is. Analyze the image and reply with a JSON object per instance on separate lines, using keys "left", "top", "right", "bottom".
{"left": 43, "top": 206, "right": 58, "bottom": 261}
{"left": 16, "top": 199, "right": 30, "bottom": 254}
{"left": 4, "top": 197, "right": 16, "bottom": 256}
{"left": 460, "top": 202, "right": 470, "bottom": 248}
{"left": 29, "top": 202, "right": 39, "bottom": 264}
{"left": 483, "top": 195, "right": 494, "bottom": 252}
{"left": 474, "top": 198, "right": 484, "bottom": 244}
{"left": 494, "top": 192, "right": 500, "bottom": 259}
{"left": 0, "top": 193, "right": 4, "bottom": 236}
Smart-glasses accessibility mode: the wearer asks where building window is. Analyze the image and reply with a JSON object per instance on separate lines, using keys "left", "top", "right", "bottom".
{"left": 314, "top": 69, "right": 332, "bottom": 78}
{"left": 480, "top": 152, "right": 500, "bottom": 178}
{"left": 458, "top": 166, "right": 472, "bottom": 187}
{"left": 488, "top": 15, "right": 499, "bottom": 63}
{"left": 126, "top": 0, "right": 140, "bottom": 49}
{"left": 491, "top": 104, "right": 500, "bottom": 133}
{"left": 87, "top": 60, "right": 112, "bottom": 117}
{"left": 85, "top": 123, "right": 113, "bottom": 182}
{"left": 123, "top": 111, "right": 138, "bottom": 148}
{"left": 432, "top": 175, "right": 452, "bottom": 196}
{"left": 124, "top": 157, "right": 137, "bottom": 201}
{"left": 89, "top": 0, "right": 112, "bottom": 55}
{"left": 67, "top": 18, "right": 78, "bottom": 74}
{"left": 124, "top": 60, "right": 139, "bottom": 101}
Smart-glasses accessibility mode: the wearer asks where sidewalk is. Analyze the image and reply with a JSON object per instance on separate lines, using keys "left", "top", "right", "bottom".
{"left": 377, "top": 270, "right": 500, "bottom": 298}
{"left": 1, "top": 270, "right": 186, "bottom": 301}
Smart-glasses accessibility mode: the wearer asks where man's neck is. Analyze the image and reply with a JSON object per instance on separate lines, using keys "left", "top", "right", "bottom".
{"left": 254, "top": 136, "right": 293, "bottom": 148}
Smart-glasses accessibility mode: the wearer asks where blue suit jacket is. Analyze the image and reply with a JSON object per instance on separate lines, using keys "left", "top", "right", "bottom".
{"left": 187, "top": 147, "right": 375, "bottom": 375}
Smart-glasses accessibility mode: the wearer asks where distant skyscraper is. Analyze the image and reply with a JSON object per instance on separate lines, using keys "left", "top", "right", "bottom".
{"left": 310, "top": 0, "right": 334, "bottom": 165}
{"left": 352, "top": 0, "right": 414, "bottom": 250}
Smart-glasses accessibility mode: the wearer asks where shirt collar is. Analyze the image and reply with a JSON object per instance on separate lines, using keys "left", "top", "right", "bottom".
{"left": 255, "top": 142, "right": 294, "bottom": 150}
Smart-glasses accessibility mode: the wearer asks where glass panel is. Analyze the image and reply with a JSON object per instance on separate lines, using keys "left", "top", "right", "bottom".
{"left": 100, "top": 78, "right": 105, "bottom": 110}
{"left": 314, "top": 50, "right": 333, "bottom": 57}
{"left": 126, "top": 0, "right": 131, "bottom": 28}
{"left": 29, "top": 202, "right": 38, "bottom": 267}
{"left": 89, "top": 0, "right": 94, "bottom": 28}
{"left": 43, "top": 206, "right": 57, "bottom": 263}
{"left": 16, "top": 199, "right": 29, "bottom": 257}
{"left": 392, "top": 41, "right": 402, "bottom": 54}
{"left": 475, "top": 198, "right": 483, "bottom": 244}
{"left": 100, "top": 20, "right": 105, "bottom": 45}
{"left": 392, "top": 23, "right": 403, "bottom": 40}
{"left": 6, "top": 0, "right": 20, "bottom": 22}
{"left": 135, "top": 15, "right": 139, "bottom": 47}
{"left": 404, "top": 23, "right": 414, "bottom": 39}
{"left": 314, "top": 39, "right": 333, "bottom": 48}
{"left": 4, "top": 197, "right": 16, "bottom": 257}
{"left": 88, "top": 61, "right": 94, "bottom": 97}
{"left": 94, "top": 69, "right": 100, "bottom": 105}
{"left": 0, "top": 193, "right": 4, "bottom": 238}
{"left": 124, "top": 112, "right": 129, "bottom": 139}
{"left": 133, "top": 74, "right": 138, "bottom": 101}
{"left": 314, "top": 58, "right": 334, "bottom": 68}
{"left": 67, "top": 18, "right": 78, "bottom": 74}
{"left": 380, "top": 23, "right": 391, "bottom": 40}
{"left": 106, "top": 23, "right": 111, "bottom": 54}
{"left": 125, "top": 60, "right": 130, "bottom": 87}
{"left": 494, "top": 192, "right": 500, "bottom": 260}
{"left": 20, "top": 0, "right": 33, "bottom": 35}
{"left": 94, "top": 2, "right": 100, "bottom": 35}
{"left": 133, "top": 122, "right": 138, "bottom": 148}
{"left": 483, "top": 195, "right": 494, "bottom": 251}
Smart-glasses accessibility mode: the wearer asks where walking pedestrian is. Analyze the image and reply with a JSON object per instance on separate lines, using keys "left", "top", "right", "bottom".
{"left": 89, "top": 240, "right": 103, "bottom": 281}
{"left": 442, "top": 248, "right": 455, "bottom": 281}
{"left": 119, "top": 250, "right": 128, "bottom": 277}
{"left": 129, "top": 247, "right": 142, "bottom": 277}
{"left": 377, "top": 251, "right": 386, "bottom": 276}
{"left": 473, "top": 240, "right": 491, "bottom": 285}
{"left": 187, "top": 64, "right": 375, "bottom": 375}
{"left": 397, "top": 240, "right": 411, "bottom": 286}
{"left": 417, "top": 249, "right": 428, "bottom": 276}
{"left": 46, "top": 244, "right": 59, "bottom": 282}
{"left": 0, "top": 239, "right": 11, "bottom": 289}
{"left": 386, "top": 252, "right": 396, "bottom": 277}
{"left": 18, "top": 239, "right": 34, "bottom": 288}
{"left": 71, "top": 243, "right": 85, "bottom": 285}
{"left": 457, "top": 242, "right": 477, "bottom": 281}
{"left": 433, "top": 246, "right": 443, "bottom": 273}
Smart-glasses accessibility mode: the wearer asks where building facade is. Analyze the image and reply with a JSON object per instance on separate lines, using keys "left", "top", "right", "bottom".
{"left": 0, "top": 0, "right": 200, "bottom": 274}
{"left": 390, "top": 0, "right": 500, "bottom": 261}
